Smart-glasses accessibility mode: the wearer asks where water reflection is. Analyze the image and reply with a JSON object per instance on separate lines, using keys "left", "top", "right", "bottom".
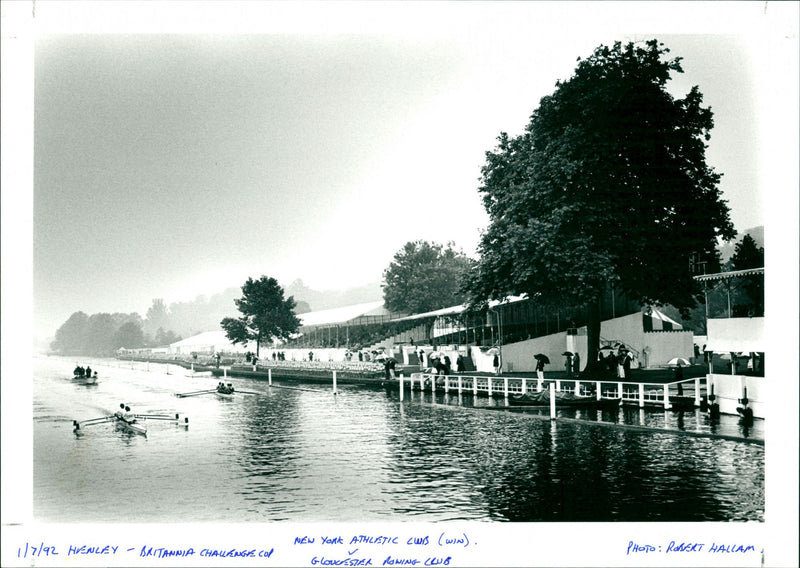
{"left": 33, "top": 357, "right": 764, "bottom": 522}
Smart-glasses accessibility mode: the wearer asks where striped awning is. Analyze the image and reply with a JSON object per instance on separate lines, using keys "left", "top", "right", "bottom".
{"left": 642, "top": 308, "right": 683, "bottom": 331}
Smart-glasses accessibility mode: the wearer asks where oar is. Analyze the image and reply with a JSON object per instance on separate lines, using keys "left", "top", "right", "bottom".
{"left": 269, "top": 384, "right": 317, "bottom": 393}
{"left": 235, "top": 390, "right": 262, "bottom": 396}
{"left": 73, "top": 416, "right": 113, "bottom": 430}
{"left": 134, "top": 413, "right": 182, "bottom": 420}
{"left": 175, "top": 389, "right": 216, "bottom": 398}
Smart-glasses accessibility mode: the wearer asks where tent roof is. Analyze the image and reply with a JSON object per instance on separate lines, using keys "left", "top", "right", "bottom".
{"left": 643, "top": 308, "right": 683, "bottom": 331}
{"left": 397, "top": 295, "right": 529, "bottom": 322}
{"left": 298, "top": 301, "right": 388, "bottom": 327}
{"left": 169, "top": 330, "right": 251, "bottom": 351}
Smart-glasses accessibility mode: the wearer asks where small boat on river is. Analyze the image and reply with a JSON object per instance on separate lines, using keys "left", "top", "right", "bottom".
{"left": 216, "top": 383, "right": 235, "bottom": 398}
{"left": 114, "top": 417, "right": 148, "bottom": 436}
{"left": 73, "top": 373, "right": 98, "bottom": 384}
{"left": 508, "top": 391, "right": 621, "bottom": 409}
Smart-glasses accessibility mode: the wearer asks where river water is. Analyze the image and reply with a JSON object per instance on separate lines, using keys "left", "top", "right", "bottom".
{"left": 32, "top": 356, "right": 764, "bottom": 523}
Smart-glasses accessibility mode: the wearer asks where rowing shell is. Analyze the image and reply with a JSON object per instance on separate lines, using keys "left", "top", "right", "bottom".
{"left": 215, "top": 390, "right": 235, "bottom": 399}
{"left": 114, "top": 417, "right": 147, "bottom": 436}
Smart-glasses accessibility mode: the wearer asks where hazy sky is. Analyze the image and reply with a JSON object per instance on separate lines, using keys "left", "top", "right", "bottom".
{"left": 11, "top": 2, "right": 791, "bottom": 338}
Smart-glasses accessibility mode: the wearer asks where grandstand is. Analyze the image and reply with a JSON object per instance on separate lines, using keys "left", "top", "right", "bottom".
{"left": 119, "top": 285, "right": 694, "bottom": 376}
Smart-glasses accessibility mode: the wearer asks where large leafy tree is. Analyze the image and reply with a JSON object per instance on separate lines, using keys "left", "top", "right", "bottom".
{"left": 383, "top": 240, "right": 474, "bottom": 314}
{"left": 467, "top": 40, "right": 735, "bottom": 368}
{"left": 113, "top": 320, "right": 146, "bottom": 350}
{"left": 730, "top": 233, "right": 764, "bottom": 316}
{"left": 50, "top": 311, "right": 89, "bottom": 354}
{"left": 143, "top": 298, "right": 170, "bottom": 337}
{"left": 220, "top": 276, "right": 301, "bottom": 356}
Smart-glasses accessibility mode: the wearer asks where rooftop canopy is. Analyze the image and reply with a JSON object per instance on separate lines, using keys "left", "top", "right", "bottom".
{"left": 298, "top": 300, "right": 391, "bottom": 328}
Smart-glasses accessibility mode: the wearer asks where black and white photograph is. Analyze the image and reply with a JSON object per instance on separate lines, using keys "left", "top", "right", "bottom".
{"left": 2, "top": 2, "right": 798, "bottom": 567}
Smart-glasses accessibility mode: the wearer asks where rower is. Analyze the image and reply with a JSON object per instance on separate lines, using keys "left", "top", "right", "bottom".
{"left": 227, "top": 383, "right": 234, "bottom": 393}
{"left": 122, "top": 405, "right": 136, "bottom": 423}
{"left": 114, "top": 403, "right": 125, "bottom": 419}
{"left": 85, "top": 365, "right": 92, "bottom": 377}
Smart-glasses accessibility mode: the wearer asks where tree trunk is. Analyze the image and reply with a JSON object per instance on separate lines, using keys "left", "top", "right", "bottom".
{"left": 585, "top": 298, "right": 603, "bottom": 373}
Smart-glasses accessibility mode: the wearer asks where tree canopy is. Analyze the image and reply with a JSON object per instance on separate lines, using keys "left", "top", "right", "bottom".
{"left": 382, "top": 240, "right": 474, "bottom": 314}
{"left": 730, "top": 233, "right": 764, "bottom": 316}
{"left": 220, "top": 275, "right": 301, "bottom": 356}
{"left": 50, "top": 311, "right": 146, "bottom": 356}
{"left": 467, "top": 40, "right": 735, "bottom": 367}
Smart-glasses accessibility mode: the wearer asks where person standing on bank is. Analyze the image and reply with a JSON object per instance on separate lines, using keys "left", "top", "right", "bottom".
{"left": 493, "top": 353, "right": 500, "bottom": 375}
{"left": 622, "top": 350, "right": 632, "bottom": 380}
{"left": 572, "top": 353, "right": 580, "bottom": 376}
{"left": 675, "top": 362, "right": 684, "bottom": 396}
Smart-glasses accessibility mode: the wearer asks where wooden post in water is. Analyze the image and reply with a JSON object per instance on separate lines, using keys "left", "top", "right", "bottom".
{"left": 521, "top": 378, "right": 527, "bottom": 395}
{"left": 458, "top": 376, "right": 462, "bottom": 395}
{"left": 503, "top": 377, "right": 508, "bottom": 398}
{"left": 574, "top": 380, "right": 580, "bottom": 396}
{"left": 399, "top": 374, "right": 404, "bottom": 402}
{"left": 617, "top": 382, "right": 623, "bottom": 399}
{"left": 223, "top": 367, "right": 227, "bottom": 378}
{"left": 549, "top": 382, "right": 556, "bottom": 419}
{"left": 639, "top": 383, "right": 645, "bottom": 408}
{"left": 694, "top": 377, "right": 701, "bottom": 407}
{"left": 268, "top": 368, "right": 272, "bottom": 386}
{"left": 555, "top": 379, "right": 561, "bottom": 392}
{"left": 332, "top": 370, "right": 338, "bottom": 395}
{"left": 488, "top": 376, "right": 493, "bottom": 398}
{"left": 663, "top": 383, "right": 671, "bottom": 409}
{"left": 472, "top": 377, "right": 477, "bottom": 396}
{"left": 596, "top": 381, "right": 602, "bottom": 401}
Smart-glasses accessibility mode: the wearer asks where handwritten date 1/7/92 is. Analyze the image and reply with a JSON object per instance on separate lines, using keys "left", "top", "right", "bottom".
{"left": 18, "top": 543, "right": 59, "bottom": 558}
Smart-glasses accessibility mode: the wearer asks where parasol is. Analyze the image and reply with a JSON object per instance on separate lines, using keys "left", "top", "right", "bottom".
{"left": 534, "top": 354, "right": 550, "bottom": 364}
{"left": 667, "top": 357, "right": 691, "bottom": 367}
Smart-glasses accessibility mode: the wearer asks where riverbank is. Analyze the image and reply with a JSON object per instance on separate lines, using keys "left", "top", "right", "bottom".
{"left": 117, "top": 355, "right": 706, "bottom": 386}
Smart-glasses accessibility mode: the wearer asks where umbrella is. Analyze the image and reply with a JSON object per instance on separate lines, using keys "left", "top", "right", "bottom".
{"left": 562, "top": 351, "right": 573, "bottom": 357}
{"left": 487, "top": 348, "right": 500, "bottom": 356}
{"left": 667, "top": 357, "right": 691, "bottom": 367}
{"left": 428, "top": 351, "right": 442, "bottom": 359}
{"left": 375, "top": 354, "right": 388, "bottom": 362}
{"left": 534, "top": 353, "right": 550, "bottom": 364}
{"left": 599, "top": 345, "right": 615, "bottom": 351}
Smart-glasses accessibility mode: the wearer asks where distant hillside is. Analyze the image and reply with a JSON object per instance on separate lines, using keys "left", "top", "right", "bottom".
{"left": 284, "top": 279, "right": 383, "bottom": 312}
{"left": 719, "top": 226, "right": 764, "bottom": 263}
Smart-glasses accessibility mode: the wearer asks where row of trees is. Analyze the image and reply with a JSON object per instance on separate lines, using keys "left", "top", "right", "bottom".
{"left": 50, "top": 311, "right": 181, "bottom": 356}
